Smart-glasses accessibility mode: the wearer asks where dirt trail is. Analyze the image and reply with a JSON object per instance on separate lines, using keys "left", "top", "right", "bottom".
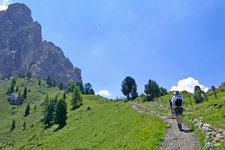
{"left": 131, "top": 103, "right": 200, "bottom": 150}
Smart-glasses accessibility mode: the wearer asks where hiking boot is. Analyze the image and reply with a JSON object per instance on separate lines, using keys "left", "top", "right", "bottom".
{"left": 178, "top": 124, "right": 182, "bottom": 131}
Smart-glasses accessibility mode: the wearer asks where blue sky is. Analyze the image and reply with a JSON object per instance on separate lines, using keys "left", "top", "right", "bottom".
{"left": 1, "top": 0, "right": 225, "bottom": 98}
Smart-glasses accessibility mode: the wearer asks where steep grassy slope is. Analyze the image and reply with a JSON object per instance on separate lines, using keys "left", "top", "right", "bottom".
{"left": 0, "top": 78, "right": 63, "bottom": 149}
{"left": 0, "top": 78, "right": 167, "bottom": 150}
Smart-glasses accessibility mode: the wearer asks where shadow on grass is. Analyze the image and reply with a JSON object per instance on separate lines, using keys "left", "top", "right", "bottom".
{"left": 53, "top": 125, "right": 65, "bottom": 132}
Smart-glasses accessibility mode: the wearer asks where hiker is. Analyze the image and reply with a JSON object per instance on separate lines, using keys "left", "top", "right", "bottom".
{"left": 171, "top": 91, "right": 184, "bottom": 131}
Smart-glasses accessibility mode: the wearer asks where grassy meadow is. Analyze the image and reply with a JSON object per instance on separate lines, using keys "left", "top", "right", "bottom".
{"left": 0, "top": 78, "right": 167, "bottom": 150}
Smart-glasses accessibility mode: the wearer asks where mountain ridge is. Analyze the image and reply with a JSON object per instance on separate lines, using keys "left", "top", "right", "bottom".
{"left": 0, "top": 3, "right": 81, "bottom": 83}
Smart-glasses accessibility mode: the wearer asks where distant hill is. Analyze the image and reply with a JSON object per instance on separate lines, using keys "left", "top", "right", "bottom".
{"left": 0, "top": 3, "right": 81, "bottom": 83}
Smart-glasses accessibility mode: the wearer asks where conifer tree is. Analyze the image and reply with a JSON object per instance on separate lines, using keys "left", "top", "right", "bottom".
{"left": 55, "top": 98, "right": 67, "bottom": 127}
{"left": 23, "top": 86, "right": 28, "bottom": 99}
{"left": 10, "top": 85, "right": 14, "bottom": 93}
{"left": 131, "top": 85, "right": 138, "bottom": 100}
{"left": 160, "top": 87, "right": 168, "bottom": 96}
{"left": 43, "top": 98, "right": 56, "bottom": 127}
{"left": 11, "top": 119, "right": 15, "bottom": 131}
{"left": 63, "top": 92, "right": 66, "bottom": 99}
{"left": 121, "top": 76, "right": 137, "bottom": 100}
{"left": 58, "top": 82, "right": 64, "bottom": 90}
{"left": 27, "top": 72, "right": 32, "bottom": 78}
{"left": 38, "top": 79, "right": 41, "bottom": 85}
{"left": 34, "top": 105, "right": 37, "bottom": 112}
{"left": 23, "top": 122, "right": 26, "bottom": 131}
{"left": 144, "top": 79, "right": 161, "bottom": 101}
{"left": 76, "top": 81, "right": 84, "bottom": 94}
{"left": 43, "top": 95, "right": 55, "bottom": 127}
{"left": 211, "top": 86, "right": 217, "bottom": 99}
{"left": 11, "top": 78, "right": 16, "bottom": 87}
{"left": 71, "top": 87, "right": 83, "bottom": 110}
{"left": 84, "top": 83, "right": 95, "bottom": 95}
{"left": 194, "top": 86, "right": 203, "bottom": 103}
{"left": 18, "top": 91, "right": 24, "bottom": 102}
{"left": 15, "top": 86, "right": 19, "bottom": 92}
{"left": 24, "top": 103, "right": 30, "bottom": 117}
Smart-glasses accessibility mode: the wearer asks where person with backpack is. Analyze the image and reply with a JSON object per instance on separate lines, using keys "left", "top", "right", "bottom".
{"left": 171, "top": 91, "right": 185, "bottom": 131}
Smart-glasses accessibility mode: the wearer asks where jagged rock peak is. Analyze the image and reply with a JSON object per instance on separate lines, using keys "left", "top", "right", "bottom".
{"left": 6, "top": 3, "right": 33, "bottom": 26}
{"left": 0, "top": 3, "right": 82, "bottom": 84}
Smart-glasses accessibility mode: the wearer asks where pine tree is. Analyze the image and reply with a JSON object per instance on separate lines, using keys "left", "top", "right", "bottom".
{"left": 71, "top": 87, "right": 83, "bottom": 110}
{"left": 121, "top": 76, "right": 137, "bottom": 100}
{"left": 84, "top": 83, "right": 95, "bottom": 95}
{"left": 23, "top": 122, "right": 26, "bottom": 131}
{"left": 38, "top": 79, "right": 41, "bottom": 85}
{"left": 211, "top": 86, "right": 217, "bottom": 99}
{"left": 144, "top": 79, "right": 161, "bottom": 101}
{"left": 63, "top": 92, "right": 66, "bottom": 99}
{"left": 27, "top": 72, "right": 32, "bottom": 78}
{"left": 131, "top": 85, "right": 138, "bottom": 100}
{"left": 69, "top": 82, "right": 76, "bottom": 92}
{"left": 10, "top": 85, "right": 14, "bottom": 93}
{"left": 18, "top": 91, "right": 24, "bottom": 102}
{"left": 23, "top": 86, "right": 27, "bottom": 99}
{"left": 46, "top": 76, "right": 53, "bottom": 87}
{"left": 11, "top": 78, "right": 17, "bottom": 87}
{"left": 160, "top": 87, "right": 168, "bottom": 96}
{"left": 76, "top": 81, "right": 84, "bottom": 94}
{"left": 46, "top": 76, "right": 57, "bottom": 87}
{"left": 58, "top": 82, "right": 64, "bottom": 90}
{"left": 43, "top": 98, "right": 55, "bottom": 127}
{"left": 15, "top": 86, "right": 19, "bottom": 92}
{"left": 34, "top": 105, "right": 37, "bottom": 112}
{"left": 24, "top": 103, "right": 30, "bottom": 117}
{"left": 55, "top": 98, "right": 67, "bottom": 127}
{"left": 194, "top": 86, "right": 203, "bottom": 103}
{"left": 11, "top": 119, "right": 16, "bottom": 131}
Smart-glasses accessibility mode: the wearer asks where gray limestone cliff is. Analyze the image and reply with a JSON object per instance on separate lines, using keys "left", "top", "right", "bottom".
{"left": 0, "top": 3, "right": 81, "bottom": 83}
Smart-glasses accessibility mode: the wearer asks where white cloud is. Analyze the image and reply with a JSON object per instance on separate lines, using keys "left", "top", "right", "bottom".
{"left": 170, "top": 77, "right": 209, "bottom": 93}
{"left": 0, "top": 0, "right": 12, "bottom": 11}
{"left": 96, "top": 90, "right": 111, "bottom": 97}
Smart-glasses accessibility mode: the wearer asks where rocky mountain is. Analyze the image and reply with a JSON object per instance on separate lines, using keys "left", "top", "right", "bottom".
{"left": 0, "top": 3, "right": 81, "bottom": 83}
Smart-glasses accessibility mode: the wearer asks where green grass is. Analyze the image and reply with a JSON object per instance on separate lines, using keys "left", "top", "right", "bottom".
{"left": 139, "top": 87, "right": 225, "bottom": 149}
{"left": 184, "top": 97, "right": 225, "bottom": 129}
{"left": 0, "top": 78, "right": 167, "bottom": 150}
{"left": 29, "top": 97, "right": 167, "bottom": 150}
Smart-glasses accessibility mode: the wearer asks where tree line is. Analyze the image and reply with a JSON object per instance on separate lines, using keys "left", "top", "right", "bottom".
{"left": 42, "top": 82, "right": 86, "bottom": 129}
{"left": 121, "top": 76, "right": 168, "bottom": 101}
{"left": 9, "top": 76, "right": 95, "bottom": 131}
{"left": 121, "top": 76, "right": 220, "bottom": 104}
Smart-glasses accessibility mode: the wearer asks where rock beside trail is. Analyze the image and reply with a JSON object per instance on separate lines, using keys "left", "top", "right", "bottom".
{"left": 193, "top": 118, "right": 225, "bottom": 149}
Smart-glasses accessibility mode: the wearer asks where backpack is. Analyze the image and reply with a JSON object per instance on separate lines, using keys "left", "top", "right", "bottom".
{"left": 175, "top": 97, "right": 182, "bottom": 106}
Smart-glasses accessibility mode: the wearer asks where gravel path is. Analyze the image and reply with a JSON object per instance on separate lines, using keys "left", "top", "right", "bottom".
{"left": 131, "top": 103, "right": 200, "bottom": 150}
